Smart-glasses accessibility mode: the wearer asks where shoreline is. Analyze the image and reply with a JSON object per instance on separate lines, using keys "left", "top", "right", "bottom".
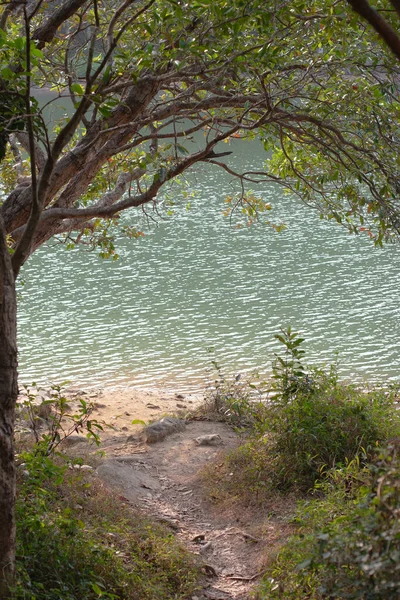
{"left": 17, "top": 383, "right": 205, "bottom": 441}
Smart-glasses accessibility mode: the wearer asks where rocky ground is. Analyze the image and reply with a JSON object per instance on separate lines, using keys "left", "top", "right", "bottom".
{"left": 17, "top": 385, "right": 294, "bottom": 599}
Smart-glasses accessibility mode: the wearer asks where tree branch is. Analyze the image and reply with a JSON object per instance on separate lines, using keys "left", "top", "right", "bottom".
{"left": 11, "top": 7, "right": 39, "bottom": 277}
{"left": 346, "top": 0, "right": 400, "bottom": 59}
{"left": 32, "top": 0, "right": 88, "bottom": 48}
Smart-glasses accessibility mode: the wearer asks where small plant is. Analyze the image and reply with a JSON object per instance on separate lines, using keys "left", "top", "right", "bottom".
{"left": 18, "top": 383, "right": 104, "bottom": 455}
{"left": 271, "top": 327, "right": 312, "bottom": 403}
{"left": 199, "top": 352, "right": 267, "bottom": 428}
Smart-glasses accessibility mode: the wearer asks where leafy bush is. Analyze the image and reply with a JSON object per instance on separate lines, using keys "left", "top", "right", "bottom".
{"left": 257, "top": 442, "right": 400, "bottom": 600}
{"left": 315, "top": 441, "right": 400, "bottom": 599}
{"left": 204, "top": 329, "right": 400, "bottom": 501}
{"left": 261, "top": 329, "right": 400, "bottom": 491}
{"left": 12, "top": 386, "right": 199, "bottom": 599}
{"left": 268, "top": 375, "right": 399, "bottom": 491}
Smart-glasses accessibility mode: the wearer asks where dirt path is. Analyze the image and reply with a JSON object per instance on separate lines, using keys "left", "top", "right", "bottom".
{"left": 97, "top": 419, "right": 268, "bottom": 599}
{"left": 22, "top": 386, "right": 293, "bottom": 599}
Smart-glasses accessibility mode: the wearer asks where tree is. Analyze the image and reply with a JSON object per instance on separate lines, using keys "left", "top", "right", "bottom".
{"left": 1, "top": 0, "right": 400, "bottom": 593}
{"left": 346, "top": 0, "right": 400, "bottom": 60}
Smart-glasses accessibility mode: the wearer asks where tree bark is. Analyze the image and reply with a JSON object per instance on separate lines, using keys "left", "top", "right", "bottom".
{"left": 0, "top": 215, "right": 18, "bottom": 598}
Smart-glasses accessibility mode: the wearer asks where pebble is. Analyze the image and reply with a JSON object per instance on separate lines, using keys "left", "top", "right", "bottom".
{"left": 200, "top": 541, "right": 213, "bottom": 553}
{"left": 195, "top": 434, "right": 223, "bottom": 446}
{"left": 72, "top": 464, "right": 93, "bottom": 471}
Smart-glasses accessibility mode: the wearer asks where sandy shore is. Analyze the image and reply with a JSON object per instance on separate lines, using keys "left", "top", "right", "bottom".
{"left": 46, "top": 385, "right": 205, "bottom": 440}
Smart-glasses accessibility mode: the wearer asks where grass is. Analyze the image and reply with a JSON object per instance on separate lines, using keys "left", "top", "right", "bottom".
{"left": 255, "top": 442, "right": 400, "bottom": 599}
{"left": 13, "top": 449, "right": 200, "bottom": 599}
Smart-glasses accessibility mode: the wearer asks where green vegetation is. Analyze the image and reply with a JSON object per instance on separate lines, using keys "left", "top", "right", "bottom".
{"left": 201, "top": 329, "right": 400, "bottom": 598}
{"left": 256, "top": 442, "right": 400, "bottom": 599}
{"left": 3, "top": 0, "right": 400, "bottom": 591}
{"left": 203, "top": 329, "right": 400, "bottom": 501}
{"left": 12, "top": 394, "right": 199, "bottom": 600}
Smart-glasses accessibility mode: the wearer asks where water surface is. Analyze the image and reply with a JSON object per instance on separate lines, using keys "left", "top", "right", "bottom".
{"left": 18, "top": 140, "right": 400, "bottom": 390}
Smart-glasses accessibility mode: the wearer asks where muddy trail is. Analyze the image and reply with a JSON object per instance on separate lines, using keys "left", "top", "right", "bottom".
{"left": 93, "top": 418, "right": 293, "bottom": 600}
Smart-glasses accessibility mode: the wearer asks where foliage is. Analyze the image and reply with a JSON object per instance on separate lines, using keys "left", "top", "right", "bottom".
{"left": 315, "top": 441, "right": 400, "bottom": 599}
{"left": 267, "top": 375, "right": 399, "bottom": 491}
{"left": 0, "top": 27, "right": 45, "bottom": 161}
{"left": 203, "top": 329, "right": 400, "bottom": 502}
{"left": 267, "top": 330, "right": 400, "bottom": 490}
{"left": 1, "top": 0, "right": 400, "bottom": 261}
{"left": 12, "top": 399, "right": 199, "bottom": 599}
{"left": 13, "top": 454, "right": 199, "bottom": 599}
{"left": 17, "top": 383, "right": 105, "bottom": 455}
{"left": 256, "top": 442, "right": 400, "bottom": 600}
{"left": 12, "top": 384, "right": 199, "bottom": 598}
{"left": 255, "top": 461, "right": 367, "bottom": 599}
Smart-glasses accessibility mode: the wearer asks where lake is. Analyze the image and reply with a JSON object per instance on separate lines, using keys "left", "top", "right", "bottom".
{"left": 18, "top": 137, "right": 400, "bottom": 391}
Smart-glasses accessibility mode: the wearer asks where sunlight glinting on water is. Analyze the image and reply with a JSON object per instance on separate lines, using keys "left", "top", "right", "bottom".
{"left": 18, "top": 142, "right": 400, "bottom": 391}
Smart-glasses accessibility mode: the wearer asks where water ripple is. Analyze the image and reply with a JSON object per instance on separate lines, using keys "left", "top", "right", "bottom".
{"left": 18, "top": 144, "right": 400, "bottom": 390}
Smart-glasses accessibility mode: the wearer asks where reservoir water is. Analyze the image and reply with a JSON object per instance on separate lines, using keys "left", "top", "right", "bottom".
{"left": 18, "top": 139, "right": 400, "bottom": 390}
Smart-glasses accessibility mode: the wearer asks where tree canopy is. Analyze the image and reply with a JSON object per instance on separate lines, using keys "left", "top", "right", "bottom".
{"left": 1, "top": 0, "right": 400, "bottom": 270}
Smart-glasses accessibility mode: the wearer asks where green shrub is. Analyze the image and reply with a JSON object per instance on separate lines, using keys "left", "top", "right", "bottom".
{"left": 255, "top": 459, "right": 366, "bottom": 599}
{"left": 268, "top": 376, "right": 399, "bottom": 491}
{"left": 257, "top": 442, "right": 400, "bottom": 600}
{"left": 205, "top": 366, "right": 400, "bottom": 498}
{"left": 13, "top": 451, "right": 199, "bottom": 599}
{"left": 315, "top": 441, "right": 400, "bottom": 599}
{"left": 204, "top": 329, "right": 400, "bottom": 501}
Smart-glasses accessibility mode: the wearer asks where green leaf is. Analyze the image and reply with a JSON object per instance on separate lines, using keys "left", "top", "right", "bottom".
{"left": 70, "top": 83, "right": 84, "bottom": 95}
{"left": 14, "top": 37, "right": 25, "bottom": 50}
{"left": 91, "top": 582, "right": 103, "bottom": 595}
{"left": 0, "top": 66, "right": 13, "bottom": 79}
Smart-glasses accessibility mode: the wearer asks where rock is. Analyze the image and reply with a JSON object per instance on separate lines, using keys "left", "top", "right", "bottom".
{"left": 16, "top": 399, "right": 52, "bottom": 423}
{"left": 195, "top": 434, "right": 223, "bottom": 446}
{"left": 72, "top": 464, "right": 93, "bottom": 471}
{"left": 143, "top": 417, "right": 186, "bottom": 443}
{"left": 146, "top": 403, "right": 161, "bottom": 410}
{"left": 35, "top": 402, "right": 52, "bottom": 420}
{"left": 176, "top": 403, "right": 187, "bottom": 408}
{"left": 175, "top": 394, "right": 185, "bottom": 399}
{"left": 97, "top": 459, "right": 160, "bottom": 501}
{"left": 60, "top": 435, "right": 89, "bottom": 447}
{"left": 200, "top": 541, "right": 213, "bottom": 553}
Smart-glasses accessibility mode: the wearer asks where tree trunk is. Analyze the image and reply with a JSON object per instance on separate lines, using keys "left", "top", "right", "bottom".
{"left": 0, "top": 215, "right": 18, "bottom": 598}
